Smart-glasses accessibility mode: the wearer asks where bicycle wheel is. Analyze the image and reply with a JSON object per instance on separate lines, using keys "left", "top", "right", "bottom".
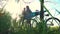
{"left": 46, "top": 17, "right": 60, "bottom": 27}
{"left": 30, "top": 19, "right": 38, "bottom": 27}
{"left": 21, "top": 19, "right": 38, "bottom": 28}
{"left": 18, "top": 18, "right": 28, "bottom": 29}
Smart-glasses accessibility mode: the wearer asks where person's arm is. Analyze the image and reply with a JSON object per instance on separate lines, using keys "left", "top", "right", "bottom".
{"left": 22, "top": 8, "right": 26, "bottom": 15}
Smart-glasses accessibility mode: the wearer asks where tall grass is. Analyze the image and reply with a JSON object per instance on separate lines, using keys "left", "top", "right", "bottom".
{"left": 9, "top": 15, "right": 60, "bottom": 34}
{"left": 0, "top": 9, "right": 11, "bottom": 34}
{"left": 0, "top": 11, "right": 60, "bottom": 34}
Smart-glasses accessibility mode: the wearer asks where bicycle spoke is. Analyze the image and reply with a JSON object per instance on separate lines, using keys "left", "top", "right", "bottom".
{"left": 47, "top": 20, "right": 52, "bottom": 24}
{"left": 54, "top": 19, "right": 59, "bottom": 26}
{"left": 51, "top": 19, "right": 54, "bottom": 25}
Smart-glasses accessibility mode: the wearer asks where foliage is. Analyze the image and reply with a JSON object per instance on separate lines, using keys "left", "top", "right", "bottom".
{"left": 0, "top": 11, "right": 60, "bottom": 34}
{"left": 0, "top": 9, "right": 11, "bottom": 33}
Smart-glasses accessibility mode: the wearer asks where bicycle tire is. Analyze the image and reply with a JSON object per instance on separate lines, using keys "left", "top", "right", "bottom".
{"left": 22, "top": 19, "right": 38, "bottom": 27}
{"left": 46, "top": 17, "right": 60, "bottom": 27}
{"left": 30, "top": 19, "right": 38, "bottom": 27}
{"left": 20, "top": 19, "right": 37, "bottom": 27}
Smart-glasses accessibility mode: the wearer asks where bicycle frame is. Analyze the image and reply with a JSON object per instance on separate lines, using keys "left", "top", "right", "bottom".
{"left": 24, "top": 11, "right": 46, "bottom": 19}
{"left": 54, "top": 8, "right": 60, "bottom": 15}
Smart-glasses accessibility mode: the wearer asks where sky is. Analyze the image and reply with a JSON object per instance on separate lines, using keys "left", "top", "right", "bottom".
{"left": 3, "top": 0, "right": 40, "bottom": 19}
{"left": 0, "top": 0, "right": 60, "bottom": 18}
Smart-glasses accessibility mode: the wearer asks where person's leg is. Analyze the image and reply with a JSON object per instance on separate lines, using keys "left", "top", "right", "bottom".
{"left": 21, "top": 17, "right": 25, "bottom": 25}
{"left": 27, "top": 19, "right": 31, "bottom": 26}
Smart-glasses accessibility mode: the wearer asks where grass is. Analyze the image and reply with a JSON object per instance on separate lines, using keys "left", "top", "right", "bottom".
{"left": 0, "top": 12, "right": 60, "bottom": 34}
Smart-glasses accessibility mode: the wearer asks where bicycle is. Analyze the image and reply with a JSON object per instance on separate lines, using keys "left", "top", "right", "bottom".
{"left": 19, "top": 9, "right": 60, "bottom": 28}
{"left": 33, "top": 7, "right": 60, "bottom": 28}
{"left": 18, "top": 0, "right": 60, "bottom": 28}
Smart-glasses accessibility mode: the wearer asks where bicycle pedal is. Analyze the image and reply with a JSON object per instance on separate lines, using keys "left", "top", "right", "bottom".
{"left": 45, "top": 14, "right": 49, "bottom": 16}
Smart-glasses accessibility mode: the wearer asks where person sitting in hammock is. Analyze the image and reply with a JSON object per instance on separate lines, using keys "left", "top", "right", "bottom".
{"left": 22, "top": 7, "right": 41, "bottom": 19}
{"left": 22, "top": 6, "right": 32, "bottom": 25}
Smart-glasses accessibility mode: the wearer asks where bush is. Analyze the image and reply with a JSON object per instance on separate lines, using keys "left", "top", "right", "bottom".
{"left": 0, "top": 10, "right": 11, "bottom": 34}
